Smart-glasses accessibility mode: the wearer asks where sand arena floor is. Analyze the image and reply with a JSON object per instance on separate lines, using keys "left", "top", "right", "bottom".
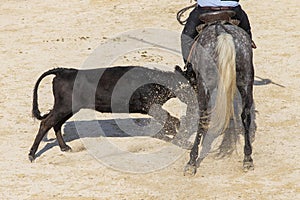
{"left": 0, "top": 0, "right": 299, "bottom": 199}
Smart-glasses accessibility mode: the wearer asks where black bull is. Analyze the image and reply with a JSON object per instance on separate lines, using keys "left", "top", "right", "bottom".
{"left": 29, "top": 66, "right": 197, "bottom": 162}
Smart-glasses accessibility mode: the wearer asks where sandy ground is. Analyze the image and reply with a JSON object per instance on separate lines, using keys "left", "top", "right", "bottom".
{"left": 0, "top": 0, "right": 299, "bottom": 199}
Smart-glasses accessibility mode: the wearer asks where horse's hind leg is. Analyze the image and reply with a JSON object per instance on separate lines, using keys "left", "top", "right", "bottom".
{"left": 238, "top": 85, "right": 254, "bottom": 171}
{"left": 53, "top": 113, "right": 73, "bottom": 152}
{"left": 184, "top": 83, "right": 208, "bottom": 176}
{"left": 183, "top": 112, "right": 207, "bottom": 176}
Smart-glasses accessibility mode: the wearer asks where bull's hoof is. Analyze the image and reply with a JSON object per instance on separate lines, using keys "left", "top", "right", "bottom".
{"left": 61, "top": 145, "right": 72, "bottom": 152}
{"left": 183, "top": 164, "right": 197, "bottom": 176}
{"left": 28, "top": 154, "right": 35, "bottom": 162}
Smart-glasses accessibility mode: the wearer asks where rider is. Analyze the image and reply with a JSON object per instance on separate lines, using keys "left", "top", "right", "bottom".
{"left": 181, "top": 0, "right": 256, "bottom": 77}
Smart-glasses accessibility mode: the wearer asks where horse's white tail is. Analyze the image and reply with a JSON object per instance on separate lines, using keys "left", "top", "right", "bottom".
{"left": 209, "top": 33, "right": 236, "bottom": 135}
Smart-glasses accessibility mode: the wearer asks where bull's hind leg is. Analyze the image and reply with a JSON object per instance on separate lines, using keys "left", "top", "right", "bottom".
{"left": 53, "top": 113, "right": 73, "bottom": 152}
{"left": 29, "top": 112, "right": 58, "bottom": 162}
{"left": 29, "top": 111, "right": 72, "bottom": 162}
{"left": 238, "top": 85, "right": 254, "bottom": 171}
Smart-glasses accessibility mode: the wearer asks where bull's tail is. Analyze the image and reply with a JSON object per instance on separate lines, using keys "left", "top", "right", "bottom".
{"left": 210, "top": 33, "right": 236, "bottom": 134}
{"left": 32, "top": 68, "right": 65, "bottom": 120}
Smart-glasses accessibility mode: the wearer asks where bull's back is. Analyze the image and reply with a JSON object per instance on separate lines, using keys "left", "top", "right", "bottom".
{"left": 94, "top": 66, "right": 173, "bottom": 113}
{"left": 52, "top": 66, "right": 174, "bottom": 114}
{"left": 56, "top": 67, "right": 134, "bottom": 112}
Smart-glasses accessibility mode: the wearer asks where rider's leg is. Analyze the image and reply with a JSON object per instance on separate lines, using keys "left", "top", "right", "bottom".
{"left": 181, "top": 7, "right": 203, "bottom": 80}
{"left": 181, "top": 7, "right": 203, "bottom": 65}
{"left": 233, "top": 5, "right": 257, "bottom": 48}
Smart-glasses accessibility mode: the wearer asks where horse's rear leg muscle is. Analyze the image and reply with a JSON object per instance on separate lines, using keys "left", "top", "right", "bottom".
{"left": 238, "top": 85, "right": 254, "bottom": 171}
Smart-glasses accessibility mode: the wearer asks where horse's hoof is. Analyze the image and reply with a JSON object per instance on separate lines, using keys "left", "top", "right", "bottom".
{"left": 243, "top": 160, "right": 254, "bottom": 172}
{"left": 28, "top": 154, "right": 35, "bottom": 162}
{"left": 183, "top": 164, "right": 197, "bottom": 176}
{"left": 61, "top": 145, "right": 72, "bottom": 152}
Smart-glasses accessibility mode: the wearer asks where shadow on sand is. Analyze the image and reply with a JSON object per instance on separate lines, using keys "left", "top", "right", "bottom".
{"left": 35, "top": 118, "right": 157, "bottom": 158}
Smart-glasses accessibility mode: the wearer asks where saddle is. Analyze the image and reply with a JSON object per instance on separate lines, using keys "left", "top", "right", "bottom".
{"left": 196, "top": 10, "right": 257, "bottom": 48}
{"left": 196, "top": 10, "right": 239, "bottom": 33}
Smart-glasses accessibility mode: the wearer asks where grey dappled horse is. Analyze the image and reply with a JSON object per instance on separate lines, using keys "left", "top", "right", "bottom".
{"left": 183, "top": 19, "right": 255, "bottom": 176}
